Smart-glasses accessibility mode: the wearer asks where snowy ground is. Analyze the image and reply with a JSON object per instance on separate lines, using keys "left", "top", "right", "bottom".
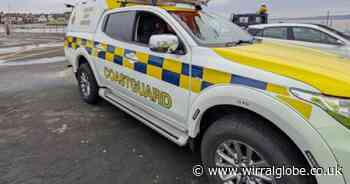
{"left": 0, "top": 56, "right": 66, "bottom": 66}
{"left": 0, "top": 43, "right": 63, "bottom": 55}
{"left": 0, "top": 32, "right": 64, "bottom": 47}
{"left": 0, "top": 33, "right": 64, "bottom": 64}
{"left": 0, "top": 24, "right": 65, "bottom": 33}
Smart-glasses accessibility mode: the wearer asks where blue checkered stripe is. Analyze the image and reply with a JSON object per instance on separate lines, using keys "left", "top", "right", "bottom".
{"left": 65, "top": 36, "right": 283, "bottom": 94}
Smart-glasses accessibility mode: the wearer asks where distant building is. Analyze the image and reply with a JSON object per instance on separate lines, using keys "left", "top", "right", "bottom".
{"left": 23, "top": 13, "right": 35, "bottom": 23}
{"left": 0, "top": 13, "right": 35, "bottom": 24}
{"left": 36, "top": 14, "right": 48, "bottom": 23}
{"left": 0, "top": 12, "right": 69, "bottom": 25}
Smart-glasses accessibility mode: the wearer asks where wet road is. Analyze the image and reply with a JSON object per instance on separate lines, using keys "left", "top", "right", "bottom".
{"left": 0, "top": 61, "right": 208, "bottom": 184}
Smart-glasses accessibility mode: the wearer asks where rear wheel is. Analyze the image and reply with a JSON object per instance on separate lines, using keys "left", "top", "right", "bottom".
{"left": 77, "top": 63, "right": 99, "bottom": 104}
{"left": 201, "top": 112, "right": 316, "bottom": 184}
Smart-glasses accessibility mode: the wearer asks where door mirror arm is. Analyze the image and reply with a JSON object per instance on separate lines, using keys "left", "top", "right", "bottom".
{"left": 336, "top": 39, "right": 346, "bottom": 46}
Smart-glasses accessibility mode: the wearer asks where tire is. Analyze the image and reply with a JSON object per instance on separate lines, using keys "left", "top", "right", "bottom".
{"left": 77, "top": 63, "right": 100, "bottom": 104}
{"left": 201, "top": 112, "right": 316, "bottom": 184}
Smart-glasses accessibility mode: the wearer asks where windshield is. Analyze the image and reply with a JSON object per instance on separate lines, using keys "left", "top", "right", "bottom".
{"left": 170, "top": 11, "right": 253, "bottom": 47}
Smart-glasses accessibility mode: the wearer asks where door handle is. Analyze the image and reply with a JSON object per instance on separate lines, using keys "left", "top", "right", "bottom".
{"left": 125, "top": 53, "right": 139, "bottom": 63}
{"left": 96, "top": 44, "right": 106, "bottom": 52}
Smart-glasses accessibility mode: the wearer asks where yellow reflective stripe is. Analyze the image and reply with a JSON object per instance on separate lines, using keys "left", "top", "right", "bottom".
{"left": 123, "top": 58, "right": 134, "bottom": 69}
{"left": 115, "top": 47, "right": 124, "bottom": 56}
{"left": 136, "top": 52, "right": 149, "bottom": 64}
{"left": 147, "top": 65, "right": 162, "bottom": 80}
{"left": 203, "top": 68, "right": 231, "bottom": 84}
{"left": 106, "top": 52, "right": 114, "bottom": 62}
{"left": 278, "top": 95, "right": 312, "bottom": 119}
{"left": 191, "top": 78, "right": 202, "bottom": 93}
{"left": 72, "top": 43, "right": 78, "bottom": 49}
{"left": 266, "top": 83, "right": 289, "bottom": 96}
{"left": 67, "top": 36, "right": 73, "bottom": 42}
{"left": 163, "top": 58, "right": 182, "bottom": 74}
{"left": 179, "top": 75, "right": 190, "bottom": 89}
{"left": 100, "top": 43, "right": 108, "bottom": 50}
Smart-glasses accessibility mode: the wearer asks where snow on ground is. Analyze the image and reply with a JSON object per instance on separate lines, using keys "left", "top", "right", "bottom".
{"left": 0, "top": 42, "right": 63, "bottom": 55}
{"left": 0, "top": 56, "right": 67, "bottom": 66}
{"left": 0, "top": 24, "right": 65, "bottom": 34}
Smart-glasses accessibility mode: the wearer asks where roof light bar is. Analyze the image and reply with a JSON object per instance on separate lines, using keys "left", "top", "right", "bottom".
{"left": 116, "top": 0, "right": 209, "bottom": 6}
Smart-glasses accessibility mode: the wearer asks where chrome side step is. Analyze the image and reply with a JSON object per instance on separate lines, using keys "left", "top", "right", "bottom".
{"left": 99, "top": 88, "right": 189, "bottom": 146}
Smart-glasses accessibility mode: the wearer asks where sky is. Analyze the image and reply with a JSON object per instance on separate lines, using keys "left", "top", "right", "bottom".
{"left": 0, "top": 0, "right": 350, "bottom": 18}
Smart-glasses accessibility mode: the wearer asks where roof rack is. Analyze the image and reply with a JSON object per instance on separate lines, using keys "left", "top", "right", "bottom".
{"left": 116, "top": 0, "right": 209, "bottom": 7}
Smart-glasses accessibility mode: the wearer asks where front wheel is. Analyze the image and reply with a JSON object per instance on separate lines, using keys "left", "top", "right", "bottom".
{"left": 77, "top": 63, "right": 100, "bottom": 104}
{"left": 201, "top": 112, "right": 316, "bottom": 184}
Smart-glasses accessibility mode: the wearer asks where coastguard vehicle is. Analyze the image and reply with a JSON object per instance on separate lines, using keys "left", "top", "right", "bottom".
{"left": 65, "top": 0, "right": 350, "bottom": 183}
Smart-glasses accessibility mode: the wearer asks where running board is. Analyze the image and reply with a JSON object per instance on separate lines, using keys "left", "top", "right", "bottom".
{"left": 99, "top": 88, "right": 189, "bottom": 146}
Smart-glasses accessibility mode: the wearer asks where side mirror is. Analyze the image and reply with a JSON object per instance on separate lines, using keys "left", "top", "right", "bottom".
{"left": 149, "top": 34, "right": 179, "bottom": 53}
{"left": 337, "top": 39, "right": 346, "bottom": 46}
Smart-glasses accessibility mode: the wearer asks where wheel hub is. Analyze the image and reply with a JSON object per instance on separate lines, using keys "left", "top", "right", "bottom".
{"left": 80, "top": 72, "right": 91, "bottom": 97}
{"left": 215, "top": 140, "right": 276, "bottom": 184}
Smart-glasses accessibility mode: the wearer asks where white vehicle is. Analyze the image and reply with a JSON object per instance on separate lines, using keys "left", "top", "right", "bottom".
{"left": 248, "top": 23, "right": 350, "bottom": 58}
{"left": 65, "top": 0, "right": 350, "bottom": 183}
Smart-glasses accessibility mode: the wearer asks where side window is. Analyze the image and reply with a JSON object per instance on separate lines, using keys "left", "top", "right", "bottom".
{"left": 104, "top": 11, "right": 136, "bottom": 42}
{"left": 292, "top": 27, "right": 339, "bottom": 45}
{"left": 263, "top": 27, "right": 288, "bottom": 39}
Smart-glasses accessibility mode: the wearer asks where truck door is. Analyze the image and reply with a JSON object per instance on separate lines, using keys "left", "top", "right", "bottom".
{"left": 93, "top": 9, "right": 191, "bottom": 127}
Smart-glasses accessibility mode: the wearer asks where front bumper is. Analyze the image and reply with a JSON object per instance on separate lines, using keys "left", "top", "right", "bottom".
{"left": 309, "top": 105, "right": 350, "bottom": 183}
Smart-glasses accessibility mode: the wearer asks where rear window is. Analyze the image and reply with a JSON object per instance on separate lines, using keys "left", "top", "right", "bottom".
{"left": 104, "top": 11, "right": 136, "bottom": 42}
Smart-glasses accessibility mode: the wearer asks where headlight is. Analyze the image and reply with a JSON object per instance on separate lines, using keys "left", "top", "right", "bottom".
{"left": 290, "top": 88, "right": 350, "bottom": 129}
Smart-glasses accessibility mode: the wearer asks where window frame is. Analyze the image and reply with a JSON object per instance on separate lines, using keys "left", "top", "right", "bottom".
{"left": 290, "top": 26, "right": 341, "bottom": 45}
